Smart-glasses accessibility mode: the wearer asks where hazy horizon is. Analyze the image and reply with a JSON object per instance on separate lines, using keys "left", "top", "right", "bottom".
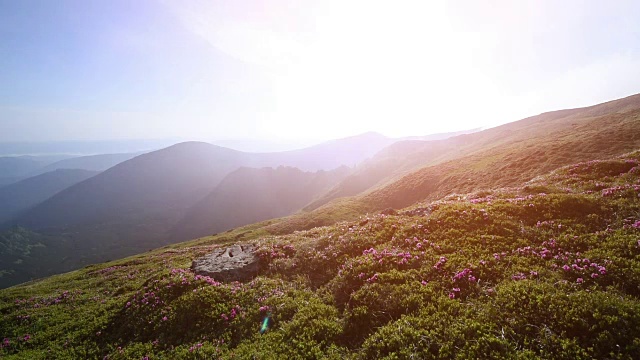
{"left": 2, "top": 0, "right": 640, "bottom": 144}
{"left": 0, "top": 127, "right": 478, "bottom": 155}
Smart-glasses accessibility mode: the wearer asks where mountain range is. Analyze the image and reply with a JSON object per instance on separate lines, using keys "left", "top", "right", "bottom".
{"left": 2, "top": 94, "right": 640, "bottom": 289}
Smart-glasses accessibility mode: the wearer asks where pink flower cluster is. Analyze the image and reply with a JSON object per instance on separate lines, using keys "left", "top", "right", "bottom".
{"left": 452, "top": 268, "right": 476, "bottom": 283}
{"left": 402, "top": 237, "right": 442, "bottom": 251}
{"left": 601, "top": 184, "right": 640, "bottom": 197}
{"left": 448, "top": 288, "right": 461, "bottom": 299}
{"left": 95, "top": 265, "right": 125, "bottom": 275}
{"left": 433, "top": 256, "right": 447, "bottom": 270}
{"left": 511, "top": 273, "right": 527, "bottom": 281}
{"left": 189, "top": 343, "right": 203, "bottom": 352}
{"left": 362, "top": 247, "right": 417, "bottom": 265}
{"left": 221, "top": 305, "right": 243, "bottom": 322}
{"left": 259, "top": 243, "right": 296, "bottom": 260}
{"left": 469, "top": 195, "right": 494, "bottom": 204}
{"left": 366, "top": 273, "right": 379, "bottom": 283}
{"left": 561, "top": 258, "right": 608, "bottom": 281}
{"left": 194, "top": 274, "right": 221, "bottom": 286}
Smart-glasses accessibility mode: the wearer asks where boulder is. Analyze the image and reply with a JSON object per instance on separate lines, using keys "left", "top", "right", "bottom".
{"left": 191, "top": 244, "right": 262, "bottom": 282}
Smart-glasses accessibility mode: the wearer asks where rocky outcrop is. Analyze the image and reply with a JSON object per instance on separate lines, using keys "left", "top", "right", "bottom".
{"left": 191, "top": 244, "right": 262, "bottom": 282}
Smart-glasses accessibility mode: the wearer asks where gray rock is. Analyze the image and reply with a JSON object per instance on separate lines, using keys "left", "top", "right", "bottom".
{"left": 191, "top": 244, "right": 262, "bottom": 282}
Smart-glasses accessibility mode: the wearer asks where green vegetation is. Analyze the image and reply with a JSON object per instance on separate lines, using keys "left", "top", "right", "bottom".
{"left": 2, "top": 151, "right": 640, "bottom": 358}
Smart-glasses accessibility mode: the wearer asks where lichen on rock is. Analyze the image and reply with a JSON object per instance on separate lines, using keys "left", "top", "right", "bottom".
{"left": 191, "top": 244, "right": 262, "bottom": 282}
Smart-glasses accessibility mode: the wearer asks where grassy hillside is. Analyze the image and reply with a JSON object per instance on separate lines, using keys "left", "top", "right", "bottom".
{"left": 2, "top": 150, "right": 640, "bottom": 358}
{"left": 282, "top": 94, "right": 640, "bottom": 233}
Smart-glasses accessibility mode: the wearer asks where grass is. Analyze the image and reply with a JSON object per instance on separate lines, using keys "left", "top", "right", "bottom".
{"left": 2, "top": 150, "right": 640, "bottom": 358}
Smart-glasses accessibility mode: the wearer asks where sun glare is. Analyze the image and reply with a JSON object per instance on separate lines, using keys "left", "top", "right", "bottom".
{"left": 265, "top": 1, "right": 512, "bottom": 139}
{"left": 157, "top": 0, "right": 640, "bottom": 142}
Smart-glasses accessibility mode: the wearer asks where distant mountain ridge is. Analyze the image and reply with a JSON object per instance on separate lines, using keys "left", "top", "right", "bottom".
{"left": 29, "top": 152, "right": 143, "bottom": 176}
{"left": 171, "top": 165, "right": 351, "bottom": 241}
{"left": 0, "top": 169, "right": 99, "bottom": 225}
{"left": 4, "top": 133, "right": 399, "bottom": 279}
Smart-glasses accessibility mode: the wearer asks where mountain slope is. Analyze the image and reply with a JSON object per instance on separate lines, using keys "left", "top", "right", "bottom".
{"left": 171, "top": 166, "right": 351, "bottom": 241}
{"left": 360, "top": 96, "right": 640, "bottom": 210}
{"left": 270, "top": 93, "right": 640, "bottom": 233}
{"left": 0, "top": 157, "right": 46, "bottom": 187}
{"left": 255, "top": 132, "right": 395, "bottom": 171}
{"left": 304, "top": 94, "right": 640, "bottom": 213}
{"left": 14, "top": 142, "right": 250, "bottom": 235}
{"left": 0, "top": 169, "right": 99, "bottom": 224}
{"left": 2, "top": 151, "right": 640, "bottom": 358}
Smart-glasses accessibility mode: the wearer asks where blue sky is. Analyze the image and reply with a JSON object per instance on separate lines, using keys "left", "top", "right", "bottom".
{"left": 1, "top": 0, "right": 640, "bottom": 144}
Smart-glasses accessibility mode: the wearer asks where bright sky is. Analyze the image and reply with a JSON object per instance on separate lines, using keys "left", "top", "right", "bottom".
{"left": 1, "top": 0, "right": 639, "bottom": 144}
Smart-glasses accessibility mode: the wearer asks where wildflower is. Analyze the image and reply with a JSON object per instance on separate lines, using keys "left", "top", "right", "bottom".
{"left": 162, "top": 316, "right": 168, "bottom": 321}
{"left": 421, "top": 280, "right": 428, "bottom": 286}
{"left": 448, "top": 292, "right": 456, "bottom": 299}
{"left": 486, "top": 288, "right": 495, "bottom": 295}
{"left": 576, "top": 278, "right": 584, "bottom": 284}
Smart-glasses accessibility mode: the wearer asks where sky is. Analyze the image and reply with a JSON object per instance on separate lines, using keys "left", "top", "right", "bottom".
{"left": 1, "top": 0, "right": 640, "bottom": 146}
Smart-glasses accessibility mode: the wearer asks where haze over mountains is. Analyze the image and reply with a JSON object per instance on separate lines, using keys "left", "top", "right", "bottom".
{"left": 171, "top": 165, "right": 352, "bottom": 242}
{"left": 2, "top": 94, "right": 640, "bottom": 289}
{"left": 0, "top": 169, "right": 99, "bottom": 224}
{"left": 0, "top": 132, "right": 411, "bottom": 287}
